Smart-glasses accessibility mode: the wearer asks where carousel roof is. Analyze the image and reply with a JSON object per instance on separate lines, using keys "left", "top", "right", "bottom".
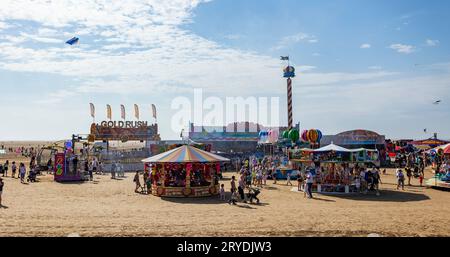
{"left": 142, "top": 145, "right": 230, "bottom": 163}
{"left": 314, "top": 143, "right": 351, "bottom": 152}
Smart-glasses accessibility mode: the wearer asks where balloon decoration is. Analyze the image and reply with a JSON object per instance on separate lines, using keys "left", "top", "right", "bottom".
{"left": 259, "top": 129, "right": 280, "bottom": 144}
{"left": 301, "top": 130, "right": 308, "bottom": 141}
{"left": 259, "top": 130, "right": 269, "bottom": 143}
{"left": 300, "top": 129, "right": 323, "bottom": 144}
{"left": 282, "top": 130, "right": 289, "bottom": 139}
{"left": 270, "top": 130, "right": 279, "bottom": 143}
{"left": 288, "top": 129, "right": 300, "bottom": 142}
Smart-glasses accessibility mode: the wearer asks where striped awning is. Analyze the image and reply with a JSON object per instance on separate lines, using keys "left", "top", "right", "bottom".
{"left": 142, "top": 145, "right": 230, "bottom": 163}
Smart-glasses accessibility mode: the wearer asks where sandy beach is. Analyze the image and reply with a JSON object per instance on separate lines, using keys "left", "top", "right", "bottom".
{"left": 0, "top": 150, "right": 449, "bottom": 237}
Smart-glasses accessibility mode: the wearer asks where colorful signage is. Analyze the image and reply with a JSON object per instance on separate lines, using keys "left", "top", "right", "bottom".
{"left": 90, "top": 122, "right": 160, "bottom": 142}
{"left": 54, "top": 153, "right": 65, "bottom": 180}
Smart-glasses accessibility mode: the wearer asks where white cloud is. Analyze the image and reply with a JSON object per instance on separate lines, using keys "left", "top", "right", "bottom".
{"left": 368, "top": 66, "right": 382, "bottom": 70}
{"left": 389, "top": 44, "right": 415, "bottom": 54}
{"left": 272, "top": 32, "right": 318, "bottom": 50}
{"left": 426, "top": 39, "right": 439, "bottom": 47}
{"left": 223, "top": 34, "right": 243, "bottom": 40}
{"left": 360, "top": 43, "right": 371, "bottom": 49}
{"left": 0, "top": 21, "right": 11, "bottom": 30}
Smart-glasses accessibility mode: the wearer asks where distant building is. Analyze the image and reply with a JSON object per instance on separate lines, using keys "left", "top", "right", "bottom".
{"left": 188, "top": 122, "right": 299, "bottom": 154}
{"left": 321, "top": 129, "right": 387, "bottom": 165}
{"left": 320, "top": 130, "right": 386, "bottom": 150}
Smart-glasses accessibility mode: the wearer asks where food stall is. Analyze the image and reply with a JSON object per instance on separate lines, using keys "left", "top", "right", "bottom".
{"left": 142, "top": 145, "right": 230, "bottom": 198}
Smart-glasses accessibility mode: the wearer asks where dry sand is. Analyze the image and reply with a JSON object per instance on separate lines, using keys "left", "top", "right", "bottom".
{"left": 0, "top": 148, "right": 449, "bottom": 237}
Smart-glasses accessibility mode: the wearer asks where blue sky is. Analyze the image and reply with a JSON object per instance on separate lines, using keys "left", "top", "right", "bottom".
{"left": 0, "top": 0, "right": 449, "bottom": 141}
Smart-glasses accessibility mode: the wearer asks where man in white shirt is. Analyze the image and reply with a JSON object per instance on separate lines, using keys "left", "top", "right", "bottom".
{"left": 305, "top": 170, "right": 314, "bottom": 199}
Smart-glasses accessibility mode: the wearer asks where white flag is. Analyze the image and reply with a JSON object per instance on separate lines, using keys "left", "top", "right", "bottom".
{"left": 151, "top": 104, "right": 157, "bottom": 119}
{"left": 89, "top": 103, "right": 95, "bottom": 119}
{"left": 120, "top": 104, "right": 126, "bottom": 120}
{"left": 134, "top": 104, "right": 140, "bottom": 120}
{"left": 106, "top": 104, "right": 112, "bottom": 120}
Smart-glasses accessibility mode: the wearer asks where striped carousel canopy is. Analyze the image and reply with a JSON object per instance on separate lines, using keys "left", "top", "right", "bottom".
{"left": 142, "top": 145, "right": 230, "bottom": 163}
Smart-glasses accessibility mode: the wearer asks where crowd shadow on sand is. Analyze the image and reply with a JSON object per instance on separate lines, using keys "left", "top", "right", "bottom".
{"left": 161, "top": 192, "right": 269, "bottom": 208}
{"left": 327, "top": 190, "right": 430, "bottom": 203}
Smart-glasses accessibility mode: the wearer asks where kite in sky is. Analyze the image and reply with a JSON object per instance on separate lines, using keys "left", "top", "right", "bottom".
{"left": 65, "top": 37, "right": 79, "bottom": 45}
{"left": 433, "top": 100, "right": 442, "bottom": 105}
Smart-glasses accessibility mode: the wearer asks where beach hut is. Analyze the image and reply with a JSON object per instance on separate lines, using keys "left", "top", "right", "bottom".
{"left": 142, "top": 145, "right": 230, "bottom": 198}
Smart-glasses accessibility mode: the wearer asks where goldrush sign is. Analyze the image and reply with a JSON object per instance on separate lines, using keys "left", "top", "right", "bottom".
{"left": 90, "top": 121, "right": 159, "bottom": 142}
{"left": 100, "top": 121, "right": 148, "bottom": 128}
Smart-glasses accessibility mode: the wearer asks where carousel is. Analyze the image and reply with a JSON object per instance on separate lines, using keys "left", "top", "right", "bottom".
{"left": 142, "top": 145, "right": 230, "bottom": 198}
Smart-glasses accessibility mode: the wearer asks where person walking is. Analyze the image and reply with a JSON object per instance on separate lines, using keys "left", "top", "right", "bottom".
{"left": 111, "top": 161, "right": 116, "bottom": 179}
{"left": 272, "top": 164, "right": 277, "bottom": 184}
{"left": 396, "top": 169, "right": 405, "bottom": 190}
{"left": 419, "top": 169, "right": 424, "bottom": 187}
{"left": 47, "top": 159, "right": 53, "bottom": 174}
{"left": 11, "top": 161, "right": 17, "bottom": 179}
{"left": 133, "top": 171, "right": 141, "bottom": 193}
{"left": 305, "top": 170, "right": 314, "bottom": 199}
{"left": 4, "top": 160, "right": 9, "bottom": 177}
{"left": 143, "top": 170, "right": 149, "bottom": 193}
{"left": 19, "top": 163, "right": 26, "bottom": 183}
{"left": 238, "top": 174, "right": 247, "bottom": 203}
{"left": 286, "top": 172, "right": 293, "bottom": 186}
{"left": 360, "top": 168, "right": 367, "bottom": 194}
{"left": 91, "top": 158, "right": 99, "bottom": 174}
{"left": 297, "top": 172, "right": 304, "bottom": 192}
{"left": 219, "top": 184, "right": 226, "bottom": 201}
{"left": 373, "top": 168, "right": 382, "bottom": 196}
{"left": 228, "top": 176, "right": 237, "bottom": 205}
{"left": 85, "top": 161, "right": 93, "bottom": 181}
{"left": 406, "top": 168, "right": 413, "bottom": 186}
{"left": 117, "top": 161, "right": 124, "bottom": 178}
{"left": 98, "top": 161, "right": 104, "bottom": 175}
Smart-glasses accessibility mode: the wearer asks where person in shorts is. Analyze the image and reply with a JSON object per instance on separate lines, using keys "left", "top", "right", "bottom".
{"left": 229, "top": 176, "right": 237, "bottom": 205}
{"left": 396, "top": 169, "right": 405, "bottom": 190}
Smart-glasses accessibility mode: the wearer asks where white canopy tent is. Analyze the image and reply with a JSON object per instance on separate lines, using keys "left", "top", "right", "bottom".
{"left": 314, "top": 143, "right": 351, "bottom": 152}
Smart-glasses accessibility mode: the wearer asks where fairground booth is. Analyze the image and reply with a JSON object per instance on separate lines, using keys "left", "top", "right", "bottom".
{"left": 425, "top": 143, "right": 450, "bottom": 189}
{"left": 320, "top": 130, "right": 387, "bottom": 165}
{"left": 142, "top": 145, "right": 230, "bottom": 198}
{"left": 290, "top": 143, "right": 380, "bottom": 194}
